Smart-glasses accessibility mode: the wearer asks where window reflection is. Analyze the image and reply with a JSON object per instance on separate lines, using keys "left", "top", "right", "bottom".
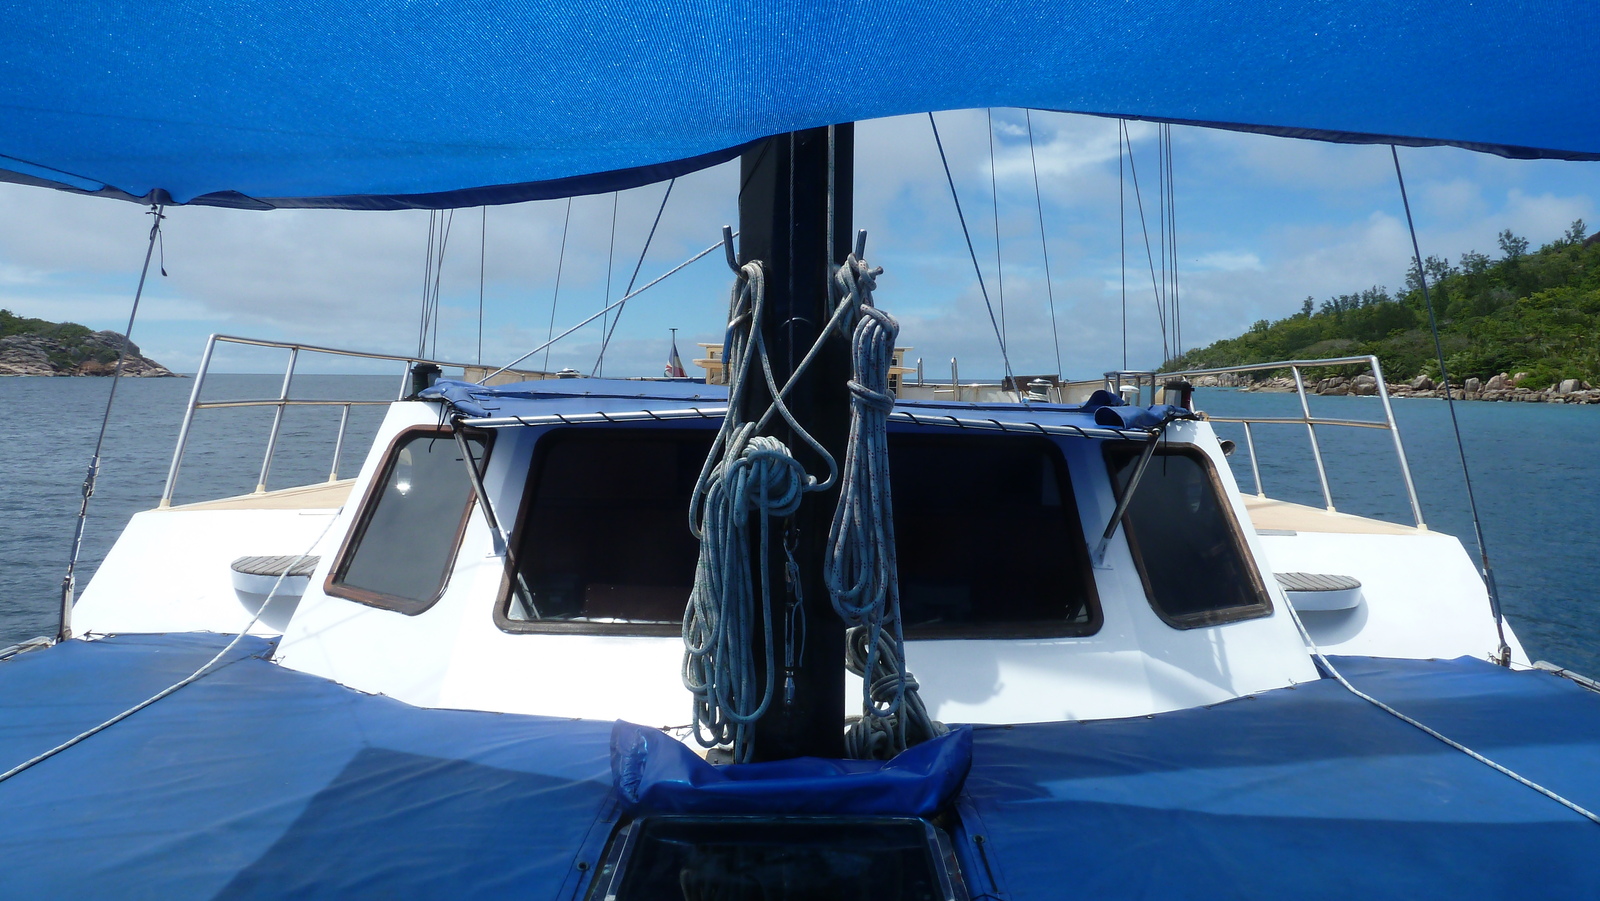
{"left": 1107, "top": 446, "right": 1271, "bottom": 628}
{"left": 331, "top": 430, "right": 485, "bottom": 614}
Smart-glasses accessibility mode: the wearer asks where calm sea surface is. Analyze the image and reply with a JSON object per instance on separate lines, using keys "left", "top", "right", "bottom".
{"left": 2, "top": 376, "right": 1597, "bottom": 674}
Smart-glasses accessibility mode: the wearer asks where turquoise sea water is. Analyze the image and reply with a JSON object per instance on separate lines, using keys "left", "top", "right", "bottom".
{"left": 2, "top": 376, "right": 1597, "bottom": 674}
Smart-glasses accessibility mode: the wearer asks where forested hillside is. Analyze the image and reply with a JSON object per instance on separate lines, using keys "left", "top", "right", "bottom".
{"left": 0, "top": 309, "right": 174, "bottom": 376}
{"left": 1166, "top": 221, "right": 1599, "bottom": 387}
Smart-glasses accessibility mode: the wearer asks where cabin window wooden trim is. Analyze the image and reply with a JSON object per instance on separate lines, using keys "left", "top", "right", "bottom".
{"left": 324, "top": 425, "right": 490, "bottom": 616}
{"left": 1102, "top": 442, "right": 1274, "bottom": 630}
{"left": 496, "top": 426, "right": 1103, "bottom": 639}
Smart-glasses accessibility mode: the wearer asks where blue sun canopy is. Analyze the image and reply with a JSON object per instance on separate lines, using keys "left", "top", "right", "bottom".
{"left": 1, "top": 1, "right": 1597, "bottom": 209}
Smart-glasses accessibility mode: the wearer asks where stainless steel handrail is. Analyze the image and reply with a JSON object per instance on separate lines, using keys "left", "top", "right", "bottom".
{"left": 254, "top": 346, "right": 299, "bottom": 494}
{"left": 159, "top": 334, "right": 484, "bottom": 507}
{"left": 1104, "top": 354, "right": 1426, "bottom": 529}
{"left": 190, "top": 398, "right": 393, "bottom": 409}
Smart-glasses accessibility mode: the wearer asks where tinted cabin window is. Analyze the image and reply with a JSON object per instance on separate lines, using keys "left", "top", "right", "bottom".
{"left": 1106, "top": 446, "right": 1272, "bottom": 628}
{"left": 329, "top": 430, "right": 484, "bottom": 614}
{"left": 505, "top": 428, "right": 1099, "bottom": 638}
{"left": 890, "top": 435, "right": 1098, "bottom": 636}
{"left": 510, "top": 430, "right": 713, "bottom": 628}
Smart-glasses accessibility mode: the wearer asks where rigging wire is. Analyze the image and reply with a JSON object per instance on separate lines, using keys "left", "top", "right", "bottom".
{"left": 417, "top": 211, "right": 437, "bottom": 358}
{"left": 430, "top": 210, "right": 454, "bottom": 359}
{"left": 593, "top": 178, "right": 675, "bottom": 375}
{"left": 477, "top": 206, "right": 486, "bottom": 365}
{"left": 1390, "top": 145, "right": 1511, "bottom": 666}
{"left": 57, "top": 203, "right": 165, "bottom": 642}
{"left": 1157, "top": 125, "right": 1168, "bottom": 358}
{"left": 542, "top": 197, "right": 573, "bottom": 373}
{"left": 417, "top": 209, "right": 454, "bottom": 360}
{"left": 1025, "top": 110, "right": 1064, "bottom": 377}
{"left": 1122, "top": 124, "right": 1170, "bottom": 362}
{"left": 1119, "top": 121, "right": 1127, "bottom": 371}
{"left": 986, "top": 109, "right": 1007, "bottom": 350}
{"left": 484, "top": 234, "right": 732, "bottom": 383}
{"left": 926, "top": 112, "right": 1019, "bottom": 396}
{"left": 597, "top": 191, "right": 620, "bottom": 377}
{"left": 1166, "top": 126, "right": 1182, "bottom": 358}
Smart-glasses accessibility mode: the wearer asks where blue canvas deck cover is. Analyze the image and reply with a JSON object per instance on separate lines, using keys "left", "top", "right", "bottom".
{"left": 5, "top": 635, "right": 1600, "bottom": 898}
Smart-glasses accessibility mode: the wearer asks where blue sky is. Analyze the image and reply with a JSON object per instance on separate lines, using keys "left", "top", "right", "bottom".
{"left": 2, "top": 109, "right": 1597, "bottom": 379}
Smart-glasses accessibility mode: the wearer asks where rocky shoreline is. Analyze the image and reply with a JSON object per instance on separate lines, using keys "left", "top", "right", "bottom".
{"left": 1226, "top": 371, "right": 1600, "bottom": 404}
{"left": 0, "top": 331, "right": 176, "bottom": 377}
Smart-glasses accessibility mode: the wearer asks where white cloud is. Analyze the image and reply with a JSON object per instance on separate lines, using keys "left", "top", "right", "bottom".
{"left": 0, "top": 291, "right": 213, "bottom": 325}
{"left": 1192, "top": 251, "right": 1263, "bottom": 272}
{"left": 0, "top": 263, "right": 48, "bottom": 286}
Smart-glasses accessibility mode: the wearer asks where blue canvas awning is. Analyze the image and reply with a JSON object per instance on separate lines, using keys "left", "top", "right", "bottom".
{"left": 1, "top": 1, "right": 1597, "bottom": 210}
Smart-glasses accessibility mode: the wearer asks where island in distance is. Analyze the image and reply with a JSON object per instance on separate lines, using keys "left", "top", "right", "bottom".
{"left": 0, "top": 309, "right": 175, "bottom": 377}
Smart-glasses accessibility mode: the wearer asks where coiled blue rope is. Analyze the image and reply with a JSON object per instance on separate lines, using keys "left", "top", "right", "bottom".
{"left": 684, "top": 246, "right": 940, "bottom": 762}
{"left": 684, "top": 260, "right": 836, "bottom": 762}
{"left": 825, "top": 254, "right": 945, "bottom": 759}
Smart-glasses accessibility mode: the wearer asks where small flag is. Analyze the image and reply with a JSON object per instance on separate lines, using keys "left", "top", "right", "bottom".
{"left": 665, "top": 332, "right": 686, "bottom": 378}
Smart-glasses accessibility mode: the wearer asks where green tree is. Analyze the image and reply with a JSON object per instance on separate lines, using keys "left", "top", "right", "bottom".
{"left": 1165, "top": 228, "right": 1600, "bottom": 385}
{"left": 1498, "top": 229, "right": 1529, "bottom": 262}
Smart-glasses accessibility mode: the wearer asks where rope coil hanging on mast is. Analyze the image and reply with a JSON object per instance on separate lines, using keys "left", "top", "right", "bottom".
{"left": 684, "top": 246, "right": 837, "bottom": 763}
{"left": 826, "top": 252, "right": 945, "bottom": 759}
{"left": 684, "top": 228, "right": 940, "bottom": 762}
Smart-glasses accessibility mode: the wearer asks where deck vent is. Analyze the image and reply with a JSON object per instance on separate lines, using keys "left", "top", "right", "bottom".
{"left": 230, "top": 555, "right": 320, "bottom": 630}
{"left": 1275, "top": 571, "right": 1363, "bottom": 611}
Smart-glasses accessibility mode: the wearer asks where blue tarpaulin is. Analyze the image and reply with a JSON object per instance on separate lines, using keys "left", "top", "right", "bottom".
{"left": 5, "top": 637, "right": 1600, "bottom": 897}
{"left": 0, "top": 634, "right": 619, "bottom": 900}
{"left": 1, "top": 2, "right": 1597, "bottom": 209}
{"left": 961, "top": 656, "right": 1600, "bottom": 900}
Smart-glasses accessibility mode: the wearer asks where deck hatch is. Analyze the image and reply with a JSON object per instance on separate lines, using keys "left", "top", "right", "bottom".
{"left": 591, "top": 816, "right": 965, "bottom": 901}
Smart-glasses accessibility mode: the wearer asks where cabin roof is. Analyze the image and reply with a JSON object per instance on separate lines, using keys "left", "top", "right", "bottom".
{"left": 420, "top": 377, "right": 1164, "bottom": 432}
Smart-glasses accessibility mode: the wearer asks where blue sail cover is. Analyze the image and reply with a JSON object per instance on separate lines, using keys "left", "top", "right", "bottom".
{"left": 1, "top": 1, "right": 1597, "bottom": 209}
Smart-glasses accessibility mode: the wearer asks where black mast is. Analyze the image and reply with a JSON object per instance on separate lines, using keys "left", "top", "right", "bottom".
{"left": 737, "top": 125, "right": 853, "bottom": 761}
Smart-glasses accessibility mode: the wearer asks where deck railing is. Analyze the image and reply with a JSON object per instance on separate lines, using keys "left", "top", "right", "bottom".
{"left": 1105, "top": 355, "right": 1426, "bottom": 529}
{"left": 159, "top": 334, "right": 500, "bottom": 507}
